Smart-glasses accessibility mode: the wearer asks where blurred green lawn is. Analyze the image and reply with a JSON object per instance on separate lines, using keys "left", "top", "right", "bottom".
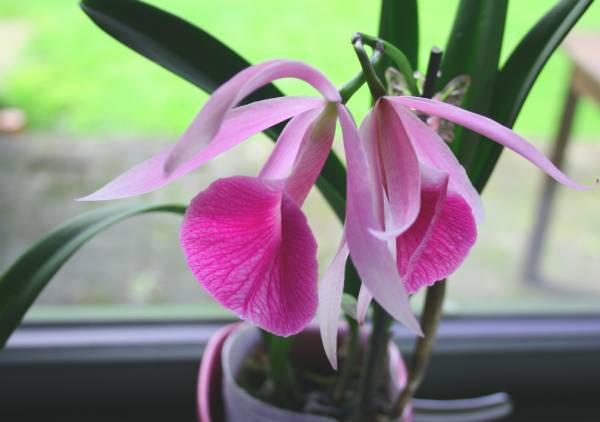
{"left": 0, "top": 0, "right": 599, "bottom": 139}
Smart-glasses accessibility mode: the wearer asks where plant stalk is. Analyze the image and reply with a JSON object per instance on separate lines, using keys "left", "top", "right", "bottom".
{"left": 390, "top": 280, "right": 446, "bottom": 419}
{"left": 340, "top": 45, "right": 384, "bottom": 104}
{"left": 332, "top": 318, "right": 360, "bottom": 402}
{"left": 352, "top": 33, "right": 386, "bottom": 100}
{"left": 355, "top": 302, "right": 393, "bottom": 421}
{"left": 358, "top": 32, "right": 420, "bottom": 96}
{"left": 421, "top": 47, "right": 443, "bottom": 99}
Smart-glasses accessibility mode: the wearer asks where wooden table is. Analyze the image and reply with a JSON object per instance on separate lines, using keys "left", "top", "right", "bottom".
{"left": 524, "top": 32, "right": 600, "bottom": 285}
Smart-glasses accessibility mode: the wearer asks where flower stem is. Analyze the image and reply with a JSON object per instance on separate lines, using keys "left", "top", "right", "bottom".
{"left": 355, "top": 301, "right": 393, "bottom": 421}
{"left": 358, "top": 32, "right": 420, "bottom": 96}
{"left": 421, "top": 46, "right": 443, "bottom": 99}
{"left": 352, "top": 33, "right": 386, "bottom": 101}
{"left": 332, "top": 318, "right": 360, "bottom": 402}
{"left": 390, "top": 280, "right": 446, "bottom": 419}
{"left": 339, "top": 46, "right": 383, "bottom": 104}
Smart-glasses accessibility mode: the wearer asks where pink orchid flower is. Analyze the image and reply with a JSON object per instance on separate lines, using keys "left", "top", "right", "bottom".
{"left": 79, "top": 60, "right": 421, "bottom": 339}
{"left": 318, "top": 93, "right": 591, "bottom": 369}
{"left": 79, "top": 59, "right": 590, "bottom": 369}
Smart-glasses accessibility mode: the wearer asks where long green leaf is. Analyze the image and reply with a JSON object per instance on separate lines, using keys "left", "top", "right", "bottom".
{"left": 0, "top": 203, "right": 186, "bottom": 347}
{"left": 439, "top": 0, "right": 508, "bottom": 172}
{"left": 80, "top": 0, "right": 347, "bottom": 220}
{"left": 378, "top": 0, "right": 419, "bottom": 73}
{"left": 472, "top": 0, "right": 593, "bottom": 192}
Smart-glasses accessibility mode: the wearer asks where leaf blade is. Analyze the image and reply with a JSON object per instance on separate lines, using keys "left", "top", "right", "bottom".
{"left": 472, "top": 0, "right": 593, "bottom": 192}
{"left": 0, "top": 203, "right": 186, "bottom": 347}
{"left": 378, "top": 0, "right": 419, "bottom": 71}
{"left": 440, "top": 0, "right": 508, "bottom": 173}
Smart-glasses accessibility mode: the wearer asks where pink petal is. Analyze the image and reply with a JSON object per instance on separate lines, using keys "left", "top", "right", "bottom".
{"left": 359, "top": 111, "right": 385, "bottom": 225}
{"left": 356, "top": 285, "right": 372, "bottom": 325}
{"left": 396, "top": 166, "right": 477, "bottom": 294}
{"left": 79, "top": 96, "right": 322, "bottom": 201}
{"left": 337, "top": 104, "right": 422, "bottom": 336}
{"left": 166, "top": 60, "right": 341, "bottom": 172}
{"left": 386, "top": 98, "right": 484, "bottom": 224}
{"left": 180, "top": 176, "right": 318, "bottom": 336}
{"left": 283, "top": 104, "right": 337, "bottom": 205}
{"left": 388, "top": 96, "right": 592, "bottom": 190}
{"left": 373, "top": 100, "right": 421, "bottom": 236}
{"left": 259, "top": 108, "right": 323, "bottom": 179}
{"left": 318, "top": 239, "right": 349, "bottom": 370}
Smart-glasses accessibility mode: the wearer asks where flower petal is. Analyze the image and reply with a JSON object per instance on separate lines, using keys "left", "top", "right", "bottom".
{"left": 359, "top": 111, "right": 385, "bottom": 225}
{"left": 318, "top": 239, "right": 349, "bottom": 370}
{"left": 356, "top": 285, "right": 372, "bottom": 325}
{"left": 259, "top": 108, "right": 324, "bottom": 179}
{"left": 374, "top": 100, "right": 421, "bottom": 236}
{"left": 388, "top": 96, "right": 592, "bottom": 190}
{"left": 386, "top": 98, "right": 484, "bottom": 224}
{"left": 180, "top": 176, "right": 318, "bottom": 336}
{"left": 396, "top": 165, "right": 477, "bottom": 293}
{"left": 283, "top": 104, "right": 337, "bottom": 205}
{"left": 166, "top": 60, "right": 341, "bottom": 172}
{"left": 79, "top": 96, "right": 322, "bottom": 201}
{"left": 337, "top": 104, "right": 422, "bottom": 336}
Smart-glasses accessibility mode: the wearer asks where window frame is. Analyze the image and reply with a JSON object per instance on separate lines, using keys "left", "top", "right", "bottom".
{"left": 2, "top": 315, "right": 600, "bottom": 421}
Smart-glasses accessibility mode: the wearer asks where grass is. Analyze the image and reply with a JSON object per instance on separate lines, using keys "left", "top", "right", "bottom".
{"left": 0, "top": 0, "right": 599, "bottom": 139}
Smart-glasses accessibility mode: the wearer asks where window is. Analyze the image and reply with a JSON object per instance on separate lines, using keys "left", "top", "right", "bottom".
{"left": 2, "top": 1, "right": 600, "bottom": 421}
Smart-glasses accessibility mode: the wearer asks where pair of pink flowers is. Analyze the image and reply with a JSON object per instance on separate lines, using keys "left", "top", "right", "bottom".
{"left": 81, "top": 60, "right": 587, "bottom": 369}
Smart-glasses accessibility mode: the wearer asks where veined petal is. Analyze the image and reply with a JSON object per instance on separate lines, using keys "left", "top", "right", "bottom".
{"left": 337, "top": 104, "right": 422, "bottom": 336}
{"left": 79, "top": 96, "right": 322, "bottom": 201}
{"left": 396, "top": 165, "right": 477, "bottom": 293}
{"left": 283, "top": 103, "right": 337, "bottom": 205}
{"left": 375, "top": 100, "right": 421, "bottom": 235}
{"left": 386, "top": 98, "right": 484, "bottom": 224}
{"left": 259, "top": 108, "right": 324, "bottom": 179}
{"left": 166, "top": 60, "right": 341, "bottom": 172}
{"left": 318, "top": 239, "right": 349, "bottom": 370}
{"left": 388, "top": 96, "right": 593, "bottom": 190}
{"left": 180, "top": 176, "right": 318, "bottom": 336}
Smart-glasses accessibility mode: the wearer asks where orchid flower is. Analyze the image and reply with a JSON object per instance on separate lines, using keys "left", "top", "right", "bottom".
{"left": 350, "top": 95, "right": 591, "bottom": 324}
{"left": 79, "top": 60, "right": 420, "bottom": 339}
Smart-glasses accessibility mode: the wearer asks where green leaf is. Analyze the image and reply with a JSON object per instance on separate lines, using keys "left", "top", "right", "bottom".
{"left": 471, "top": 0, "right": 593, "bottom": 192}
{"left": 378, "top": 0, "right": 419, "bottom": 73}
{"left": 80, "top": 0, "right": 347, "bottom": 220}
{"left": 0, "top": 203, "right": 186, "bottom": 347}
{"left": 81, "top": 0, "right": 278, "bottom": 105}
{"left": 439, "top": 0, "right": 508, "bottom": 172}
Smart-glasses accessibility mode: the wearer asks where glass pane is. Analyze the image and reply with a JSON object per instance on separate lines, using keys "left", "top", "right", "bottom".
{"left": 1, "top": 0, "right": 599, "bottom": 322}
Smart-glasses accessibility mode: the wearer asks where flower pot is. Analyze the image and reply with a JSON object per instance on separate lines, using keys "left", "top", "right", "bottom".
{"left": 198, "top": 324, "right": 513, "bottom": 422}
{"left": 198, "top": 323, "right": 412, "bottom": 422}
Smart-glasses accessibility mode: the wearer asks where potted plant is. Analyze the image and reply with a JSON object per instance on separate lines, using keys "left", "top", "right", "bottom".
{"left": 0, "top": 1, "right": 594, "bottom": 421}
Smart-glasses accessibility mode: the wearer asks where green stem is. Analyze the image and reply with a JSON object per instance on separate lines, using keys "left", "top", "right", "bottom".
{"left": 261, "top": 331, "right": 298, "bottom": 407}
{"left": 339, "top": 47, "right": 383, "bottom": 104}
{"left": 352, "top": 34, "right": 386, "bottom": 100}
{"left": 390, "top": 280, "right": 446, "bottom": 419}
{"left": 332, "top": 318, "right": 360, "bottom": 402}
{"left": 358, "top": 32, "right": 420, "bottom": 96}
{"left": 355, "top": 302, "right": 393, "bottom": 421}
